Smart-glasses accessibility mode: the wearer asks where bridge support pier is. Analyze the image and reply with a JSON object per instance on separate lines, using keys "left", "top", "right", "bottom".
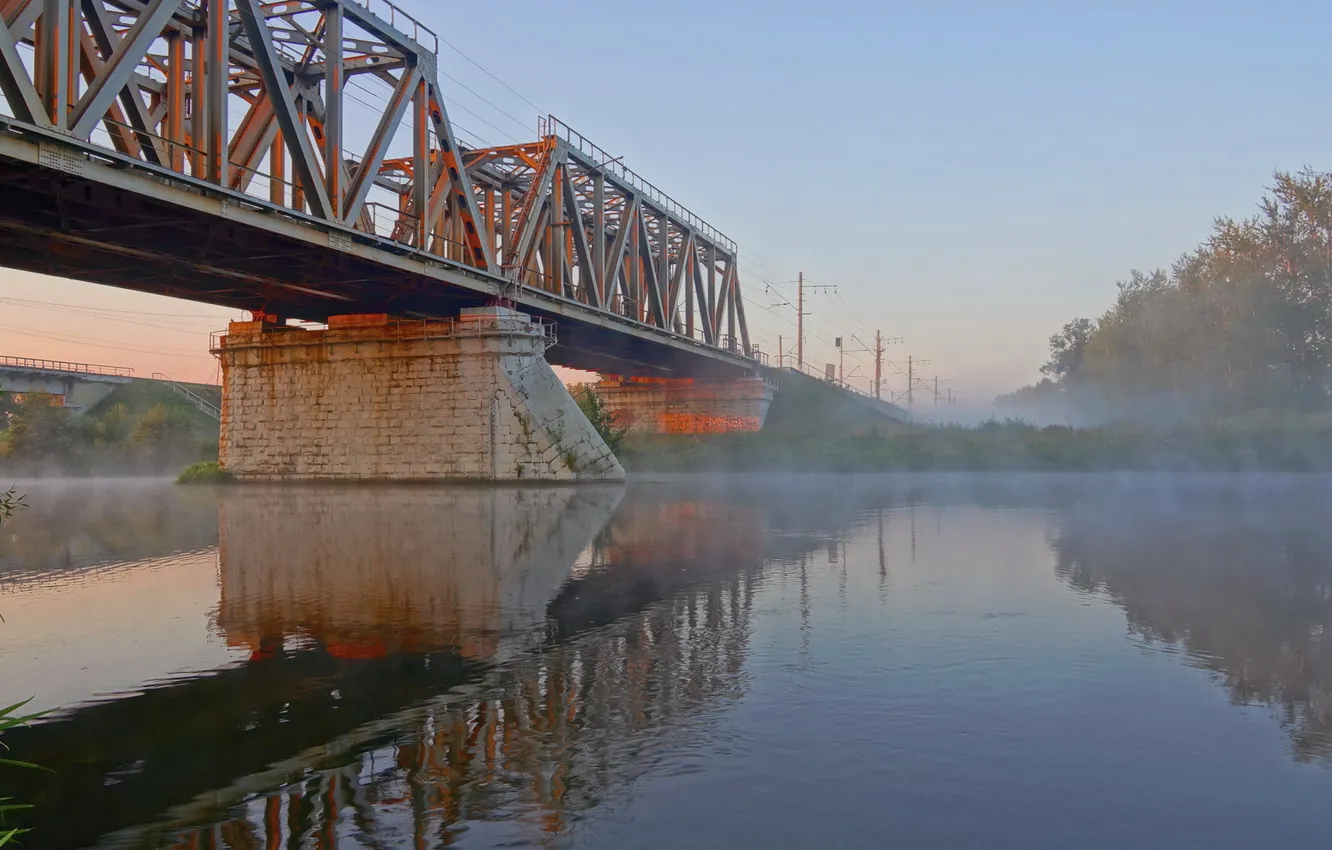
{"left": 215, "top": 307, "right": 624, "bottom": 481}
{"left": 594, "top": 375, "right": 776, "bottom": 434}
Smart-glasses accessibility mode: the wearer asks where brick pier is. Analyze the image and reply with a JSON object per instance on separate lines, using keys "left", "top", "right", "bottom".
{"left": 214, "top": 307, "right": 624, "bottom": 481}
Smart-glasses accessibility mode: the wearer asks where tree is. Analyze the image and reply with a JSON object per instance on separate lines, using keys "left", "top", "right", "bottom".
{"left": 129, "top": 404, "right": 194, "bottom": 449}
{"left": 0, "top": 386, "right": 16, "bottom": 431}
{"left": 1041, "top": 318, "right": 1096, "bottom": 382}
{"left": 5, "top": 395, "right": 74, "bottom": 460}
{"left": 91, "top": 403, "right": 133, "bottom": 445}
{"left": 1016, "top": 168, "right": 1332, "bottom": 419}
{"left": 572, "top": 385, "right": 627, "bottom": 454}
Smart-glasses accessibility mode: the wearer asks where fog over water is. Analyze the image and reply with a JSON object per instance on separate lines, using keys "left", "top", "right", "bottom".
{"left": 2, "top": 474, "right": 1331, "bottom": 848}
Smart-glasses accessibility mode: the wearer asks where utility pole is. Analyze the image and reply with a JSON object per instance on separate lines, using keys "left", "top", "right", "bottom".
{"left": 796, "top": 272, "right": 803, "bottom": 369}
{"left": 907, "top": 356, "right": 929, "bottom": 408}
{"left": 836, "top": 336, "right": 844, "bottom": 386}
{"left": 792, "top": 273, "right": 834, "bottom": 371}
{"left": 871, "top": 332, "right": 902, "bottom": 400}
{"left": 875, "top": 331, "right": 882, "bottom": 399}
{"left": 934, "top": 376, "right": 939, "bottom": 409}
{"left": 778, "top": 334, "right": 783, "bottom": 368}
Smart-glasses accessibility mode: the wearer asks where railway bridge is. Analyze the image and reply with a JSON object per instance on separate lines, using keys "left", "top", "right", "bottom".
{"left": 0, "top": 0, "right": 900, "bottom": 479}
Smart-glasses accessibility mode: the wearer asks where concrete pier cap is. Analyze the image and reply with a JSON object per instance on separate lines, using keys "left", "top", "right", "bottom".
{"left": 213, "top": 307, "right": 624, "bottom": 482}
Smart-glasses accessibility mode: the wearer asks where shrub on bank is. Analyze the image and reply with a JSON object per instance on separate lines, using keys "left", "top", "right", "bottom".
{"left": 618, "top": 417, "right": 1332, "bottom": 474}
{"left": 175, "top": 461, "right": 233, "bottom": 485}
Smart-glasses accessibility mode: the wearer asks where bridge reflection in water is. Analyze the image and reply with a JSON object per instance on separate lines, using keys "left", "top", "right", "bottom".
{"left": 11, "top": 477, "right": 1330, "bottom": 846}
{"left": 1, "top": 481, "right": 810, "bottom": 848}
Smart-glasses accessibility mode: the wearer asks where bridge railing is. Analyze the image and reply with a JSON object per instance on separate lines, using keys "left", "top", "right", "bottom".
{"left": 0, "top": 355, "right": 133, "bottom": 378}
{"left": 209, "top": 316, "right": 558, "bottom": 352}
{"left": 541, "top": 116, "right": 737, "bottom": 253}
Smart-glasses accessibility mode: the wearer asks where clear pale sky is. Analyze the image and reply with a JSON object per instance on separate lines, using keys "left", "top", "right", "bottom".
{"left": 2, "top": 0, "right": 1328, "bottom": 407}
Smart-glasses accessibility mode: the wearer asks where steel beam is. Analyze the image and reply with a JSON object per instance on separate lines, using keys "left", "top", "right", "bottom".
{"left": 321, "top": 0, "right": 341, "bottom": 218}
{"left": 562, "top": 164, "right": 598, "bottom": 308}
{"left": 236, "top": 0, "right": 332, "bottom": 218}
{"left": 0, "top": 9, "right": 46, "bottom": 124}
{"left": 592, "top": 169, "right": 605, "bottom": 304}
{"left": 411, "top": 75, "right": 428, "bottom": 247}
{"left": 205, "top": 0, "right": 228, "bottom": 184}
{"left": 70, "top": 0, "right": 181, "bottom": 138}
{"left": 341, "top": 62, "right": 418, "bottom": 224}
{"left": 37, "top": 0, "right": 70, "bottom": 128}
{"left": 424, "top": 81, "right": 494, "bottom": 270}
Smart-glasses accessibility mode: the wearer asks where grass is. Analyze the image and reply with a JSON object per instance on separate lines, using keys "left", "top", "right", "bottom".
{"left": 175, "top": 461, "right": 233, "bottom": 485}
{"left": 0, "top": 487, "right": 23, "bottom": 527}
{"left": 618, "top": 415, "right": 1332, "bottom": 473}
{"left": 0, "top": 699, "right": 50, "bottom": 845}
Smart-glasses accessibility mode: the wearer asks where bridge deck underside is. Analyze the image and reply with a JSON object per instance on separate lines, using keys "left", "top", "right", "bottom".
{"left": 0, "top": 147, "right": 748, "bottom": 379}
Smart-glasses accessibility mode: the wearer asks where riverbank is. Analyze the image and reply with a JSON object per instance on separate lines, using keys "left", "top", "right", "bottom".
{"left": 618, "top": 414, "right": 1332, "bottom": 473}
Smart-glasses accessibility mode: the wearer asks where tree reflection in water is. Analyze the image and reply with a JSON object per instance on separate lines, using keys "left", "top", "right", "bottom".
{"left": 10, "top": 475, "right": 1331, "bottom": 847}
{"left": 1050, "top": 480, "right": 1332, "bottom": 763}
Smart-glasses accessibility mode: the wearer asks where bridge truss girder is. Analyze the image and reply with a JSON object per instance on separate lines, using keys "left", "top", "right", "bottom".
{"left": 0, "top": 0, "right": 493, "bottom": 265}
{"left": 0, "top": 0, "right": 753, "bottom": 358}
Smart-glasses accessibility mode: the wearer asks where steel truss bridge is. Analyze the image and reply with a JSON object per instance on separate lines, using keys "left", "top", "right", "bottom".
{"left": 0, "top": 0, "right": 756, "bottom": 376}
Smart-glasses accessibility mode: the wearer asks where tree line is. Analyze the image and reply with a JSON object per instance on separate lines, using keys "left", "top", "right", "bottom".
{"left": 998, "top": 169, "right": 1332, "bottom": 423}
{"left": 0, "top": 388, "right": 216, "bottom": 473}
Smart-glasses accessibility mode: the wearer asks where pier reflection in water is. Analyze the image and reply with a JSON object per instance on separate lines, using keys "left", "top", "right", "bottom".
{"left": 1, "top": 476, "right": 1332, "bottom": 848}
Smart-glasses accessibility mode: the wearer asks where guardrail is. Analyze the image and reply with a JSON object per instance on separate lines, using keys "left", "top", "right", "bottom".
{"left": 542, "top": 115, "right": 738, "bottom": 254}
{"left": 0, "top": 355, "right": 133, "bottom": 377}
{"left": 152, "top": 373, "right": 221, "bottom": 420}
{"left": 209, "top": 315, "right": 559, "bottom": 353}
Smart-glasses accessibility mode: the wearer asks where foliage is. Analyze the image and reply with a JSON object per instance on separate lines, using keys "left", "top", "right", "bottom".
{"left": 0, "top": 487, "right": 24, "bottom": 528}
{"left": 0, "top": 698, "right": 49, "bottom": 845}
{"left": 0, "top": 383, "right": 217, "bottom": 475}
{"left": 572, "top": 385, "right": 628, "bottom": 455}
{"left": 4, "top": 395, "right": 74, "bottom": 460}
{"left": 1005, "top": 169, "right": 1332, "bottom": 422}
{"left": 620, "top": 415, "right": 1332, "bottom": 473}
{"left": 175, "top": 461, "right": 233, "bottom": 485}
{"left": 129, "top": 404, "right": 195, "bottom": 448}
{"left": 90, "top": 402, "right": 134, "bottom": 445}
{"left": 0, "top": 387, "right": 16, "bottom": 432}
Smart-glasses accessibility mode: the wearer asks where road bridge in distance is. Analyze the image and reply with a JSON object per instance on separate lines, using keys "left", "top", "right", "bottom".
{"left": 0, "top": 354, "right": 132, "bottom": 412}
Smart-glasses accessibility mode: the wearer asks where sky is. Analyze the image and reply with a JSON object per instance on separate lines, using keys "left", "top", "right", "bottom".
{"left": 2, "top": 0, "right": 1330, "bottom": 408}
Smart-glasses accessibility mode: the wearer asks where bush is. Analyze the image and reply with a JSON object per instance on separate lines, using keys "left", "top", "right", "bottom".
{"left": 131, "top": 404, "right": 194, "bottom": 448}
{"left": 175, "top": 461, "right": 233, "bottom": 485}
{"left": 572, "top": 385, "right": 628, "bottom": 455}
{"left": 5, "top": 395, "right": 74, "bottom": 460}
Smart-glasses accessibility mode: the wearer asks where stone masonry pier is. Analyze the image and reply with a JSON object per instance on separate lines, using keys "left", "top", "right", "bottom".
{"left": 215, "top": 307, "right": 624, "bottom": 481}
{"left": 594, "top": 375, "right": 776, "bottom": 433}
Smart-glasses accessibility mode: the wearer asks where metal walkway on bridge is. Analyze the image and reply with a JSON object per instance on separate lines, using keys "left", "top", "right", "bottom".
{"left": 0, "top": 0, "right": 758, "bottom": 378}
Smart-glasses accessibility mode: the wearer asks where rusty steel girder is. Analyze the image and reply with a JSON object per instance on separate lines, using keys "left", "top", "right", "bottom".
{"left": 0, "top": 0, "right": 752, "bottom": 357}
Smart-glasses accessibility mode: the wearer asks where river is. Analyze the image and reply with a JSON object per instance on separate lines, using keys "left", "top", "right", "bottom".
{"left": 1, "top": 474, "right": 1330, "bottom": 848}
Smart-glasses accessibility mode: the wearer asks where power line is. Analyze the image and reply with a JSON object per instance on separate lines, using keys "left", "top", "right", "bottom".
{"left": 0, "top": 300, "right": 232, "bottom": 337}
{"left": 436, "top": 34, "right": 544, "bottom": 115}
{"left": 0, "top": 295, "right": 232, "bottom": 319}
{"left": 0, "top": 323, "right": 208, "bottom": 357}
{"left": 436, "top": 68, "right": 533, "bottom": 133}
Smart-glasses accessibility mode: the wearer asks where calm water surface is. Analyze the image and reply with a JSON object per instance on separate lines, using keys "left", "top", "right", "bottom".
{"left": 2, "top": 474, "right": 1331, "bottom": 848}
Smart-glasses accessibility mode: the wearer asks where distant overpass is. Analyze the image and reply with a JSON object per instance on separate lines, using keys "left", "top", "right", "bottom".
{"left": 0, "top": 356, "right": 220, "bottom": 417}
{"left": 0, "top": 354, "right": 132, "bottom": 412}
